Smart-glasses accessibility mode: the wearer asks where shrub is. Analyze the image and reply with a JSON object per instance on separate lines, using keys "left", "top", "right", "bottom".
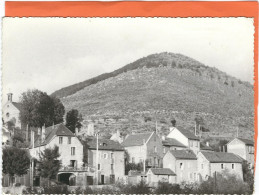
{"left": 155, "top": 182, "right": 182, "bottom": 194}
{"left": 14, "top": 182, "right": 21, "bottom": 187}
{"left": 43, "top": 184, "right": 69, "bottom": 194}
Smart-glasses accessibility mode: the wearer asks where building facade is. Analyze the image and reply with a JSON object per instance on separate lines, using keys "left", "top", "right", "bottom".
{"left": 197, "top": 151, "right": 243, "bottom": 181}
{"left": 163, "top": 150, "right": 198, "bottom": 183}
{"left": 227, "top": 138, "right": 254, "bottom": 167}
{"left": 87, "top": 139, "right": 125, "bottom": 184}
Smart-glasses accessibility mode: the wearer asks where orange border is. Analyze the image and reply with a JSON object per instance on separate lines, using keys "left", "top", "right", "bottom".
{"left": 5, "top": 1, "right": 259, "bottom": 171}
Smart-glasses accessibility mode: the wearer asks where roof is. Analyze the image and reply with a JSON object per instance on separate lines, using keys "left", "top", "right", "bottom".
{"left": 31, "top": 123, "right": 75, "bottom": 148}
{"left": 162, "top": 138, "right": 186, "bottom": 148}
{"left": 237, "top": 138, "right": 254, "bottom": 146}
{"left": 88, "top": 138, "right": 124, "bottom": 151}
{"left": 201, "top": 151, "right": 243, "bottom": 163}
{"left": 149, "top": 168, "right": 176, "bottom": 176}
{"left": 169, "top": 150, "right": 197, "bottom": 160}
{"left": 200, "top": 142, "right": 214, "bottom": 151}
{"left": 177, "top": 128, "right": 199, "bottom": 140}
{"left": 12, "top": 102, "right": 23, "bottom": 111}
{"left": 122, "top": 132, "right": 153, "bottom": 147}
{"left": 128, "top": 170, "right": 146, "bottom": 176}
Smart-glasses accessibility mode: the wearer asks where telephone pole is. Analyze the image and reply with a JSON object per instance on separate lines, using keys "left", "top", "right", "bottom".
{"left": 95, "top": 131, "right": 99, "bottom": 185}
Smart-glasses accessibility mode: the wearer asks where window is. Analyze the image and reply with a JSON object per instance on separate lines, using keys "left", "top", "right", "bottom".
{"left": 180, "top": 163, "right": 184, "bottom": 170}
{"left": 71, "top": 147, "right": 75, "bottom": 155}
{"left": 103, "top": 153, "right": 108, "bottom": 159}
{"left": 111, "top": 164, "right": 114, "bottom": 170}
{"left": 221, "top": 164, "right": 224, "bottom": 169}
{"left": 154, "top": 146, "right": 157, "bottom": 153}
{"left": 59, "top": 137, "right": 63, "bottom": 144}
{"left": 98, "top": 164, "right": 101, "bottom": 170}
{"left": 111, "top": 153, "right": 114, "bottom": 159}
{"left": 68, "top": 137, "right": 71, "bottom": 144}
{"left": 232, "top": 164, "right": 235, "bottom": 169}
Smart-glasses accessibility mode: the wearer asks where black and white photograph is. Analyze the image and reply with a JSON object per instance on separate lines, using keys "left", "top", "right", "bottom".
{"left": 1, "top": 17, "right": 255, "bottom": 194}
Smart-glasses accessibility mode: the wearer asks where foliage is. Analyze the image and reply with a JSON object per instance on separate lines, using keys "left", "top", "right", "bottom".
{"left": 80, "top": 137, "right": 92, "bottom": 165}
{"left": 3, "top": 147, "right": 30, "bottom": 185}
{"left": 155, "top": 181, "right": 182, "bottom": 194}
{"left": 125, "top": 161, "right": 147, "bottom": 175}
{"left": 19, "top": 89, "right": 65, "bottom": 128}
{"left": 242, "top": 160, "right": 254, "bottom": 193}
{"left": 38, "top": 146, "right": 61, "bottom": 184}
{"left": 197, "top": 171, "right": 249, "bottom": 194}
{"left": 65, "top": 109, "right": 83, "bottom": 133}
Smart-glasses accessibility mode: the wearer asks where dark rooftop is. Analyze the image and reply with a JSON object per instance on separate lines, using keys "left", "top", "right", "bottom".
{"left": 201, "top": 151, "right": 243, "bottom": 163}
{"left": 169, "top": 150, "right": 197, "bottom": 160}
{"left": 162, "top": 137, "right": 186, "bottom": 148}
{"left": 149, "top": 168, "right": 176, "bottom": 176}
{"left": 88, "top": 138, "right": 124, "bottom": 151}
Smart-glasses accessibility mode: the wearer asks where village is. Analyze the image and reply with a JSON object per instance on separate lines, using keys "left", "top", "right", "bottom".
{"left": 2, "top": 93, "right": 255, "bottom": 194}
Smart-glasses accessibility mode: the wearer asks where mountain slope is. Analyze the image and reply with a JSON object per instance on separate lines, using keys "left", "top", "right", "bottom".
{"left": 58, "top": 52, "right": 254, "bottom": 139}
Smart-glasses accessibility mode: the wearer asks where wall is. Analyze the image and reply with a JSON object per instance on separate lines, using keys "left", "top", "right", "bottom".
{"left": 30, "top": 135, "right": 84, "bottom": 167}
{"left": 146, "top": 133, "right": 163, "bottom": 167}
{"left": 125, "top": 145, "right": 147, "bottom": 163}
{"left": 197, "top": 152, "right": 211, "bottom": 180}
{"left": 2, "top": 102, "right": 21, "bottom": 128}
{"left": 227, "top": 139, "right": 246, "bottom": 160}
{"left": 210, "top": 162, "right": 243, "bottom": 180}
{"left": 88, "top": 149, "right": 125, "bottom": 184}
{"left": 188, "top": 139, "right": 200, "bottom": 155}
{"left": 166, "top": 129, "right": 189, "bottom": 146}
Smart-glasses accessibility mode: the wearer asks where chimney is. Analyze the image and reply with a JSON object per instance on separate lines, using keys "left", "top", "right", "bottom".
{"left": 161, "top": 135, "right": 165, "bottom": 141}
{"left": 206, "top": 141, "right": 210, "bottom": 147}
{"left": 75, "top": 128, "right": 78, "bottom": 136}
{"left": 7, "top": 93, "right": 13, "bottom": 102}
{"left": 42, "top": 125, "right": 46, "bottom": 142}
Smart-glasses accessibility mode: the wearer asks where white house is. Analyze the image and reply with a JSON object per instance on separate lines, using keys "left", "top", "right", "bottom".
{"left": 197, "top": 151, "right": 243, "bottom": 181}
{"left": 2, "top": 93, "right": 23, "bottom": 129}
{"left": 227, "top": 137, "right": 254, "bottom": 168}
{"left": 162, "top": 137, "right": 187, "bottom": 154}
{"left": 166, "top": 127, "right": 200, "bottom": 155}
{"left": 163, "top": 150, "right": 198, "bottom": 183}
{"left": 146, "top": 168, "right": 176, "bottom": 187}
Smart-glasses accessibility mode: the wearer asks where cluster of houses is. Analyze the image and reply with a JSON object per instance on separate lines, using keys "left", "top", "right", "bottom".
{"left": 2, "top": 93, "right": 255, "bottom": 188}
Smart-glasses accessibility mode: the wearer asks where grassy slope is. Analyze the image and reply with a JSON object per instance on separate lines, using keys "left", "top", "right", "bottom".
{"left": 61, "top": 62, "right": 254, "bottom": 139}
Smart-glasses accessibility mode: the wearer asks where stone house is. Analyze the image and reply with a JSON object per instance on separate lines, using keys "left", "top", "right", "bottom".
{"left": 87, "top": 139, "right": 125, "bottom": 185}
{"left": 2, "top": 93, "right": 23, "bottom": 129}
{"left": 166, "top": 127, "right": 200, "bottom": 155}
{"left": 227, "top": 137, "right": 254, "bottom": 168}
{"left": 163, "top": 150, "right": 198, "bottom": 183}
{"left": 29, "top": 123, "right": 92, "bottom": 186}
{"left": 146, "top": 168, "right": 176, "bottom": 187}
{"left": 122, "top": 131, "right": 163, "bottom": 168}
{"left": 197, "top": 151, "right": 243, "bottom": 181}
{"left": 162, "top": 137, "right": 187, "bottom": 155}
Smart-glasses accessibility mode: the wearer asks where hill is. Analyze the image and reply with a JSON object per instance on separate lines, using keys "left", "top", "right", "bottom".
{"left": 55, "top": 52, "right": 254, "bottom": 139}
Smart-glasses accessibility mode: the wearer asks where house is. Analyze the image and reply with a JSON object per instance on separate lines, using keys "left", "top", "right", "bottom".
{"left": 163, "top": 150, "right": 198, "bottom": 183}
{"left": 227, "top": 137, "right": 254, "bottom": 167}
{"left": 87, "top": 138, "right": 125, "bottom": 184}
{"left": 127, "top": 170, "right": 146, "bottom": 184}
{"left": 162, "top": 137, "right": 187, "bottom": 154}
{"left": 197, "top": 151, "right": 243, "bottom": 181}
{"left": 122, "top": 131, "right": 163, "bottom": 168}
{"left": 110, "top": 130, "right": 124, "bottom": 143}
{"left": 146, "top": 168, "right": 176, "bottom": 187}
{"left": 29, "top": 123, "right": 91, "bottom": 186}
{"left": 2, "top": 93, "right": 23, "bottom": 129}
{"left": 166, "top": 127, "right": 200, "bottom": 155}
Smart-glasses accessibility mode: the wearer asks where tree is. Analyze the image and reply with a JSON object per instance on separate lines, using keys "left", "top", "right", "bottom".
{"left": 3, "top": 147, "right": 30, "bottom": 186}
{"left": 38, "top": 145, "right": 61, "bottom": 186}
{"left": 65, "top": 109, "right": 83, "bottom": 133}
{"left": 242, "top": 160, "right": 254, "bottom": 193}
{"left": 20, "top": 89, "right": 65, "bottom": 128}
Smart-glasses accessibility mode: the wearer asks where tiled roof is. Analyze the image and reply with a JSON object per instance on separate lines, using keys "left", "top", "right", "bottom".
{"left": 169, "top": 150, "right": 197, "bottom": 160}
{"left": 237, "top": 138, "right": 254, "bottom": 146}
{"left": 201, "top": 151, "right": 243, "bottom": 163}
{"left": 88, "top": 138, "right": 124, "bottom": 151}
{"left": 12, "top": 102, "right": 23, "bottom": 111}
{"left": 149, "top": 168, "right": 176, "bottom": 176}
{"left": 200, "top": 142, "right": 214, "bottom": 151}
{"left": 162, "top": 138, "right": 186, "bottom": 148}
{"left": 31, "top": 124, "right": 74, "bottom": 148}
{"left": 122, "top": 132, "right": 153, "bottom": 147}
{"left": 178, "top": 128, "right": 199, "bottom": 140}
{"left": 128, "top": 170, "right": 146, "bottom": 176}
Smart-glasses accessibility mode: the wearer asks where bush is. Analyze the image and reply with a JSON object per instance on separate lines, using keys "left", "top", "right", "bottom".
{"left": 43, "top": 184, "right": 69, "bottom": 194}
{"left": 155, "top": 182, "right": 182, "bottom": 194}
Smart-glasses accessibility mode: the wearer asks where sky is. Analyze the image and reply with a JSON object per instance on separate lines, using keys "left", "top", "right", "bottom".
{"left": 2, "top": 17, "right": 254, "bottom": 103}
